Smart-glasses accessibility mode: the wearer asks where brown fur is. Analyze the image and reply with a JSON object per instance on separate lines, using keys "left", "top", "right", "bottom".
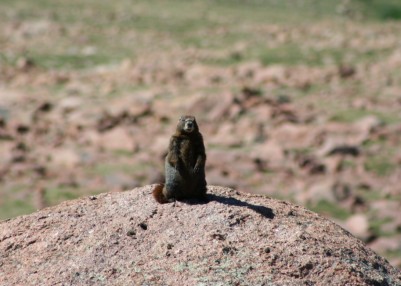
{"left": 153, "top": 115, "right": 207, "bottom": 204}
{"left": 152, "top": 184, "right": 170, "bottom": 204}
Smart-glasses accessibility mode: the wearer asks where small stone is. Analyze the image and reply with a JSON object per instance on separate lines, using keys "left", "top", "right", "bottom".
{"left": 127, "top": 230, "right": 136, "bottom": 237}
{"left": 139, "top": 223, "right": 147, "bottom": 230}
{"left": 99, "top": 127, "right": 135, "bottom": 152}
{"left": 345, "top": 214, "right": 370, "bottom": 241}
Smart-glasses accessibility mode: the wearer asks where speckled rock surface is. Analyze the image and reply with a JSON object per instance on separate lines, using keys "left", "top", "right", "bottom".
{"left": 1, "top": 185, "right": 400, "bottom": 285}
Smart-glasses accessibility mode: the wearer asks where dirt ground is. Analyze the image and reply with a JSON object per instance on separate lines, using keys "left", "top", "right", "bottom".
{"left": 0, "top": 0, "right": 401, "bottom": 268}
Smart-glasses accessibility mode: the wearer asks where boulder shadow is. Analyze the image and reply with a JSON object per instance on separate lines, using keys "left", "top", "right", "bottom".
{"left": 207, "top": 194, "right": 275, "bottom": 219}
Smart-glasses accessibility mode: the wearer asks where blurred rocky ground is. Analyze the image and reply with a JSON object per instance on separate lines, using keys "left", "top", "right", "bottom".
{"left": 0, "top": 0, "right": 401, "bottom": 268}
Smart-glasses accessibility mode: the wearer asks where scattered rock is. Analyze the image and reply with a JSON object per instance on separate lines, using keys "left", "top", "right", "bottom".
{"left": 250, "top": 141, "right": 285, "bottom": 169}
{"left": 270, "top": 124, "right": 318, "bottom": 149}
{"left": 149, "top": 135, "right": 169, "bottom": 158}
{"left": 2, "top": 17, "right": 401, "bottom": 268}
{"left": 104, "top": 173, "right": 139, "bottom": 191}
{"left": 317, "top": 133, "right": 365, "bottom": 157}
{"left": 344, "top": 214, "right": 370, "bottom": 241}
{"left": 338, "top": 64, "right": 356, "bottom": 79}
{"left": 369, "top": 236, "right": 401, "bottom": 256}
{"left": 354, "top": 115, "right": 383, "bottom": 135}
{"left": 300, "top": 179, "right": 337, "bottom": 204}
{"left": 58, "top": 97, "right": 83, "bottom": 114}
{"left": 208, "top": 92, "right": 236, "bottom": 121}
{"left": 327, "top": 145, "right": 360, "bottom": 157}
{"left": 321, "top": 156, "right": 343, "bottom": 173}
{"left": 96, "top": 112, "right": 121, "bottom": 132}
{"left": 332, "top": 181, "right": 353, "bottom": 202}
{"left": 50, "top": 148, "right": 81, "bottom": 169}
{"left": 296, "top": 154, "right": 326, "bottom": 175}
{"left": 254, "top": 65, "right": 287, "bottom": 85}
{"left": 0, "top": 141, "right": 14, "bottom": 165}
{"left": 234, "top": 61, "right": 262, "bottom": 79}
{"left": 206, "top": 170, "right": 239, "bottom": 189}
{"left": 209, "top": 122, "right": 242, "bottom": 147}
{"left": 107, "top": 98, "right": 151, "bottom": 120}
{"left": 16, "top": 57, "right": 36, "bottom": 72}
{"left": 99, "top": 127, "right": 135, "bottom": 152}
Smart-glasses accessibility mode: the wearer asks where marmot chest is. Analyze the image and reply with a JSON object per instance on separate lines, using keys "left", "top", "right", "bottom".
{"left": 178, "top": 139, "right": 197, "bottom": 167}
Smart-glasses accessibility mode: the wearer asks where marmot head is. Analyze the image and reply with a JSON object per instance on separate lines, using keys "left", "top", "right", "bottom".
{"left": 177, "top": 115, "right": 198, "bottom": 134}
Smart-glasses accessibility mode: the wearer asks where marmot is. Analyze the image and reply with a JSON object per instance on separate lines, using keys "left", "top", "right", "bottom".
{"left": 153, "top": 115, "right": 207, "bottom": 204}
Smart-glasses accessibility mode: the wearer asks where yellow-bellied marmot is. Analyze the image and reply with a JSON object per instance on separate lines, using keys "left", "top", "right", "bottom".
{"left": 153, "top": 115, "right": 207, "bottom": 204}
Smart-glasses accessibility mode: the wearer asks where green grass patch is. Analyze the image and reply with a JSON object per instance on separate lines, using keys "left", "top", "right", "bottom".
{"left": 308, "top": 200, "right": 352, "bottom": 220}
{"left": 290, "top": 147, "right": 313, "bottom": 156}
{"left": 0, "top": 52, "right": 18, "bottom": 66}
{"left": 200, "top": 53, "right": 246, "bottom": 67}
{"left": 43, "top": 186, "right": 106, "bottom": 206}
{"left": 357, "top": 188, "right": 382, "bottom": 202}
{"left": 330, "top": 109, "right": 372, "bottom": 123}
{"left": 369, "top": 217, "right": 394, "bottom": 237}
{"left": 354, "top": 0, "right": 401, "bottom": 21}
{"left": 362, "top": 137, "right": 388, "bottom": 148}
{"left": 259, "top": 46, "right": 344, "bottom": 66}
{"left": 340, "top": 159, "right": 356, "bottom": 170}
{"left": 0, "top": 185, "right": 36, "bottom": 220}
{"left": 330, "top": 109, "right": 399, "bottom": 124}
{"left": 362, "top": 139, "right": 398, "bottom": 176}
{"left": 112, "top": 149, "right": 134, "bottom": 157}
{"left": 364, "top": 156, "right": 395, "bottom": 176}
{"left": 44, "top": 186, "right": 81, "bottom": 205}
{"left": 91, "top": 163, "right": 145, "bottom": 176}
{"left": 101, "top": 84, "right": 151, "bottom": 99}
{"left": 385, "top": 249, "right": 401, "bottom": 268}
{"left": 0, "top": 199, "right": 36, "bottom": 221}
{"left": 204, "top": 0, "right": 342, "bottom": 24}
{"left": 30, "top": 53, "right": 121, "bottom": 70}
{"left": 0, "top": 0, "right": 397, "bottom": 72}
